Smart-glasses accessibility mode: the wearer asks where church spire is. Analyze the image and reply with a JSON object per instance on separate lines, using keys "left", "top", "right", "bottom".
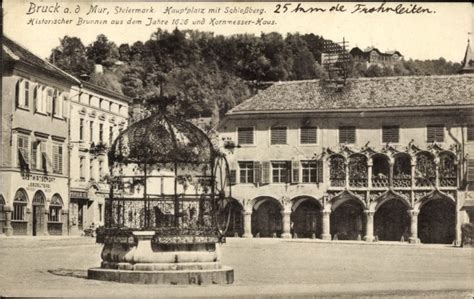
{"left": 460, "top": 34, "right": 474, "bottom": 74}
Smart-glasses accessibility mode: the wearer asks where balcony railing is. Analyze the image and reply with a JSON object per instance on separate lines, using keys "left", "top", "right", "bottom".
{"left": 392, "top": 174, "right": 411, "bottom": 188}
{"left": 349, "top": 178, "right": 368, "bottom": 188}
{"left": 372, "top": 177, "right": 389, "bottom": 188}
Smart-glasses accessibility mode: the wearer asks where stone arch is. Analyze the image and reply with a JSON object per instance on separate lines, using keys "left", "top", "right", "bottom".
{"left": 290, "top": 196, "right": 323, "bottom": 238}
{"left": 438, "top": 151, "right": 457, "bottom": 187}
{"left": 348, "top": 154, "right": 368, "bottom": 188}
{"left": 32, "top": 190, "right": 46, "bottom": 206}
{"left": 330, "top": 191, "right": 366, "bottom": 240}
{"left": 417, "top": 191, "right": 456, "bottom": 244}
{"left": 0, "top": 194, "right": 6, "bottom": 205}
{"left": 330, "top": 190, "right": 367, "bottom": 211}
{"left": 371, "top": 153, "right": 391, "bottom": 188}
{"left": 14, "top": 188, "right": 29, "bottom": 204}
{"left": 415, "top": 151, "right": 436, "bottom": 187}
{"left": 373, "top": 191, "right": 411, "bottom": 241}
{"left": 32, "top": 190, "right": 46, "bottom": 236}
{"left": 393, "top": 153, "right": 412, "bottom": 188}
{"left": 372, "top": 190, "right": 412, "bottom": 212}
{"left": 250, "top": 196, "right": 283, "bottom": 211}
{"left": 328, "top": 154, "right": 346, "bottom": 187}
{"left": 12, "top": 189, "right": 29, "bottom": 235}
{"left": 291, "top": 195, "right": 323, "bottom": 212}
{"left": 251, "top": 196, "right": 283, "bottom": 238}
{"left": 415, "top": 190, "right": 455, "bottom": 211}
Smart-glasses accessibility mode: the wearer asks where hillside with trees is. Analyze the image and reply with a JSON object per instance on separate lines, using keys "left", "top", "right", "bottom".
{"left": 49, "top": 28, "right": 462, "bottom": 122}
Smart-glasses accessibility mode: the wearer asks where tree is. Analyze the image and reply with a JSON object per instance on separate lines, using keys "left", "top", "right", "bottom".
{"left": 49, "top": 36, "right": 93, "bottom": 77}
{"left": 86, "top": 34, "right": 120, "bottom": 67}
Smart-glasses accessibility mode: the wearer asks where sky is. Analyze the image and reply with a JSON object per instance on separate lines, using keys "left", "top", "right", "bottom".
{"left": 3, "top": 1, "right": 473, "bottom": 62}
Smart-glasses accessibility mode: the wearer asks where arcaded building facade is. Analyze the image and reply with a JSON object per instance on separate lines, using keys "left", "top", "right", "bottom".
{"left": 219, "top": 75, "right": 474, "bottom": 245}
{"left": 68, "top": 82, "right": 129, "bottom": 235}
{"left": 1, "top": 36, "right": 80, "bottom": 236}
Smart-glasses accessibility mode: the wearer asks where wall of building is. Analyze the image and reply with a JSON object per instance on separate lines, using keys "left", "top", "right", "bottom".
{"left": 1, "top": 66, "right": 72, "bottom": 236}
{"left": 218, "top": 109, "right": 472, "bottom": 243}
{"left": 68, "top": 86, "right": 128, "bottom": 234}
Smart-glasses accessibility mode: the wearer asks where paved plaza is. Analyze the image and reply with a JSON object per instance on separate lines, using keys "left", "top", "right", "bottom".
{"left": 0, "top": 237, "right": 473, "bottom": 298}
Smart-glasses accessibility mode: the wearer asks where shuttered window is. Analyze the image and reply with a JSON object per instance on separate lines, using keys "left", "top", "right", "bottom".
{"left": 261, "top": 161, "right": 271, "bottom": 184}
{"left": 253, "top": 162, "right": 261, "bottom": 184}
{"left": 53, "top": 144, "right": 63, "bottom": 174}
{"left": 467, "top": 125, "right": 474, "bottom": 142}
{"left": 427, "top": 125, "right": 444, "bottom": 142}
{"left": 271, "top": 127, "right": 287, "bottom": 145}
{"left": 238, "top": 161, "right": 254, "bottom": 184}
{"left": 31, "top": 141, "right": 39, "bottom": 170}
{"left": 339, "top": 126, "right": 356, "bottom": 144}
{"left": 301, "top": 160, "right": 324, "bottom": 183}
{"left": 237, "top": 127, "right": 254, "bottom": 145}
{"left": 291, "top": 160, "right": 300, "bottom": 183}
{"left": 272, "top": 161, "right": 290, "bottom": 183}
{"left": 300, "top": 127, "right": 317, "bottom": 144}
{"left": 382, "top": 126, "right": 399, "bottom": 143}
{"left": 17, "top": 135, "right": 29, "bottom": 167}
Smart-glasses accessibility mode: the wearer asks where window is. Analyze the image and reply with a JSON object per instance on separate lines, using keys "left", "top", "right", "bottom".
{"left": 302, "top": 161, "right": 318, "bottom": 183}
{"left": 46, "top": 89, "right": 54, "bottom": 114}
{"left": 24, "top": 81, "right": 30, "bottom": 108}
{"left": 17, "top": 135, "right": 29, "bottom": 168}
{"left": 99, "top": 123, "right": 104, "bottom": 142}
{"left": 90, "top": 121, "right": 94, "bottom": 142}
{"left": 79, "top": 157, "right": 86, "bottom": 180}
{"left": 49, "top": 194, "right": 63, "bottom": 222}
{"left": 90, "top": 159, "right": 94, "bottom": 181}
{"left": 31, "top": 141, "right": 39, "bottom": 170}
{"left": 79, "top": 118, "right": 84, "bottom": 141}
{"left": 382, "top": 126, "right": 399, "bottom": 143}
{"left": 12, "top": 189, "right": 27, "bottom": 221}
{"left": 467, "top": 125, "right": 474, "bottom": 142}
{"left": 52, "top": 144, "right": 63, "bottom": 174}
{"left": 15, "top": 80, "right": 32, "bottom": 109}
{"left": 109, "top": 127, "right": 114, "bottom": 145}
{"left": 427, "top": 125, "right": 444, "bottom": 142}
{"left": 300, "top": 127, "right": 317, "bottom": 144}
{"left": 271, "top": 127, "right": 287, "bottom": 144}
{"left": 237, "top": 127, "right": 254, "bottom": 145}
{"left": 272, "top": 161, "right": 289, "bottom": 183}
{"left": 239, "top": 161, "right": 254, "bottom": 184}
{"left": 339, "top": 126, "right": 356, "bottom": 144}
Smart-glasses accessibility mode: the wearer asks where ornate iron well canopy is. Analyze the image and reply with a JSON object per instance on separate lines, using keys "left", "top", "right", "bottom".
{"left": 88, "top": 112, "right": 234, "bottom": 284}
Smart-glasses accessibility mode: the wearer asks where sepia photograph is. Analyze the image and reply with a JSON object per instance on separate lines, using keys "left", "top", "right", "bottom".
{"left": 1, "top": 1, "right": 473, "bottom": 297}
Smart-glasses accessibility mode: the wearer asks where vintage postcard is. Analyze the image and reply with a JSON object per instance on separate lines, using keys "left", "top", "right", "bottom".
{"left": 1, "top": 1, "right": 473, "bottom": 297}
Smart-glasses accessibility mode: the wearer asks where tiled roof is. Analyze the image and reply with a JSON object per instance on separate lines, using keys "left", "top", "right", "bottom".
{"left": 2, "top": 36, "right": 80, "bottom": 84}
{"left": 229, "top": 75, "right": 474, "bottom": 114}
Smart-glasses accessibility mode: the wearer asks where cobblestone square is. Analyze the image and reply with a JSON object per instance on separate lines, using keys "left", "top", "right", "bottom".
{"left": 0, "top": 237, "right": 472, "bottom": 297}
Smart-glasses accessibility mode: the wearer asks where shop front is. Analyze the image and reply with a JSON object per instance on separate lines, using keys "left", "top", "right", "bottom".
{"left": 1, "top": 171, "right": 68, "bottom": 236}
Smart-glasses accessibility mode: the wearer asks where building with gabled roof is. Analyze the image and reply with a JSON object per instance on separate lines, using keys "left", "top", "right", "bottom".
{"left": 1, "top": 36, "right": 80, "bottom": 236}
{"left": 350, "top": 47, "right": 403, "bottom": 66}
{"left": 218, "top": 74, "right": 474, "bottom": 245}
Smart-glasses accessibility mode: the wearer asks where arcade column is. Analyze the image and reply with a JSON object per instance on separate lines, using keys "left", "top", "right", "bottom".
{"left": 242, "top": 210, "right": 253, "bottom": 238}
